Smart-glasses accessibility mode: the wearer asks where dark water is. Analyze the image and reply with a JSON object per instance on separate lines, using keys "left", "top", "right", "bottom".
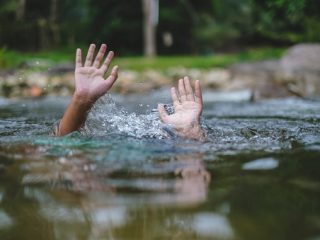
{"left": 0, "top": 91, "right": 320, "bottom": 240}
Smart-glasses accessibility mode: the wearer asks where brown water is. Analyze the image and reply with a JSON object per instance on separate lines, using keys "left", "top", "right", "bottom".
{"left": 0, "top": 93, "right": 320, "bottom": 240}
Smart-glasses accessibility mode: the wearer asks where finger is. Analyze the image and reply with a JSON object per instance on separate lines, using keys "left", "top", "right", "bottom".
{"left": 104, "top": 65, "right": 119, "bottom": 90}
{"left": 75, "top": 48, "right": 82, "bottom": 68}
{"left": 84, "top": 43, "right": 96, "bottom": 67}
{"left": 171, "top": 87, "right": 180, "bottom": 108}
{"left": 178, "top": 78, "right": 187, "bottom": 101}
{"left": 157, "top": 104, "right": 169, "bottom": 123}
{"left": 100, "top": 51, "right": 114, "bottom": 74}
{"left": 184, "top": 76, "right": 194, "bottom": 101}
{"left": 93, "top": 44, "right": 107, "bottom": 68}
{"left": 194, "top": 80, "right": 203, "bottom": 105}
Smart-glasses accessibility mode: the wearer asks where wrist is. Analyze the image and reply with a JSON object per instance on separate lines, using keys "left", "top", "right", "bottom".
{"left": 72, "top": 92, "right": 95, "bottom": 110}
{"left": 174, "top": 121, "right": 206, "bottom": 141}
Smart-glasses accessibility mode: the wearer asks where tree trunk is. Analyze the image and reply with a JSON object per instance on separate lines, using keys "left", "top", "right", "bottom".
{"left": 142, "top": 0, "right": 157, "bottom": 57}
{"left": 16, "top": 0, "right": 26, "bottom": 21}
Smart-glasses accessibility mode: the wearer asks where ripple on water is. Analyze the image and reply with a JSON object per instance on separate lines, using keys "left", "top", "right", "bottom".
{"left": 0, "top": 95, "right": 320, "bottom": 239}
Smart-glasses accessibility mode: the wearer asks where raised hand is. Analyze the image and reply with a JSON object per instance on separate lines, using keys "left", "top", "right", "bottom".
{"left": 158, "top": 77, "right": 205, "bottom": 141}
{"left": 57, "top": 43, "right": 118, "bottom": 136}
{"left": 74, "top": 43, "right": 118, "bottom": 102}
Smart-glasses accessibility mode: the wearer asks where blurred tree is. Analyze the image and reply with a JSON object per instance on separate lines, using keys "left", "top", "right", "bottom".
{"left": 16, "top": 0, "right": 26, "bottom": 20}
{"left": 0, "top": 0, "right": 89, "bottom": 50}
{"left": 86, "top": 0, "right": 143, "bottom": 55}
{"left": 253, "top": 0, "right": 320, "bottom": 43}
{"left": 0, "top": 0, "right": 319, "bottom": 54}
{"left": 58, "top": 0, "right": 89, "bottom": 47}
{"left": 157, "top": 0, "right": 194, "bottom": 54}
{"left": 142, "top": 0, "right": 158, "bottom": 57}
{"left": 50, "top": 0, "right": 60, "bottom": 47}
{"left": 188, "top": 0, "right": 320, "bottom": 53}
{"left": 192, "top": 0, "right": 254, "bottom": 53}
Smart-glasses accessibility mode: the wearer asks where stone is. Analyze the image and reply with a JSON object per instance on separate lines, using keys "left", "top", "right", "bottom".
{"left": 48, "top": 63, "right": 74, "bottom": 74}
{"left": 142, "top": 70, "right": 171, "bottom": 86}
{"left": 203, "top": 69, "right": 231, "bottom": 89}
{"left": 26, "top": 73, "right": 49, "bottom": 87}
{"left": 228, "top": 60, "right": 292, "bottom": 99}
{"left": 280, "top": 43, "right": 320, "bottom": 72}
{"left": 228, "top": 44, "right": 320, "bottom": 99}
{"left": 114, "top": 70, "right": 141, "bottom": 94}
{"left": 278, "top": 43, "right": 320, "bottom": 97}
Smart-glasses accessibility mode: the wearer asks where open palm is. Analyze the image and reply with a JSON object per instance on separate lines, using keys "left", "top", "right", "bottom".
{"left": 158, "top": 77, "right": 203, "bottom": 130}
{"left": 75, "top": 44, "right": 118, "bottom": 102}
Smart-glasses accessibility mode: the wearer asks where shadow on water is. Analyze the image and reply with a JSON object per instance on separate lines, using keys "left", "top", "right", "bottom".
{"left": 0, "top": 92, "right": 320, "bottom": 240}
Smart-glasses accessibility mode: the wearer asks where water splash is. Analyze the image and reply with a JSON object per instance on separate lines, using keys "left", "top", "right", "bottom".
{"left": 82, "top": 94, "right": 169, "bottom": 139}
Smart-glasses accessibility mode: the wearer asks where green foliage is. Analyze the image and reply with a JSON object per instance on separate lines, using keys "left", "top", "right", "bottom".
{"left": 0, "top": 47, "right": 75, "bottom": 69}
{"left": 192, "top": 0, "right": 254, "bottom": 52}
{"left": 86, "top": 0, "right": 143, "bottom": 55}
{"left": 0, "top": 47, "right": 7, "bottom": 68}
{"left": 0, "top": 0, "right": 319, "bottom": 55}
{"left": 254, "top": 0, "right": 320, "bottom": 43}
{"left": 0, "top": 47, "right": 285, "bottom": 70}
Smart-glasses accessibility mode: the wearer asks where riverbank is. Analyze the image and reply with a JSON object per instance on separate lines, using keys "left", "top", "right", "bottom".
{"left": 0, "top": 44, "right": 319, "bottom": 100}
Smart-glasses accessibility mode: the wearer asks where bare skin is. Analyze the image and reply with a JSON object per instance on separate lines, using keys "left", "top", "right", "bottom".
{"left": 57, "top": 44, "right": 118, "bottom": 136}
{"left": 158, "top": 77, "right": 206, "bottom": 141}
{"left": 57, "top": 44, "right": 205, "bottom": 141}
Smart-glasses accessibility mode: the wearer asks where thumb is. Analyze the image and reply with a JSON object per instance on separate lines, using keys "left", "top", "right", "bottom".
{"left": 157, "top": 104, "right": 169, "bottom": 123}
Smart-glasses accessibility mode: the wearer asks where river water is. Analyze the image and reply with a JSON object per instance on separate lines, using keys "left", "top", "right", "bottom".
{"left": 0, "top": 90, "right": 320, "bottom": 240}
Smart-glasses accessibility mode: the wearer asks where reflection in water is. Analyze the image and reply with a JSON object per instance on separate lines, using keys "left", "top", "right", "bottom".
{"left": 1, "top": 144, "right": 212, "bottom": 239}
{"left": 0, "top": 95, "right": 320, "bottom": 239}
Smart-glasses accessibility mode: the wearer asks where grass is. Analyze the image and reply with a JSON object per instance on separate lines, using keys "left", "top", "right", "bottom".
{"left": 0, "top": 47, "right": 286, "bottom": 71}
{"left": 0, "top": 47, "right": 74, "bottom": 69}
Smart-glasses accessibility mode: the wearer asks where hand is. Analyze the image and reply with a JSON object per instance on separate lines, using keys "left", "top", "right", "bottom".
{"left": 158, "top": 77, "right": 205, "bottom": 140}
{"left": 57, "top": 43, "right": 118, "bottom": 136}
{"left": 74, "top": 43, "right": 118, "bottom": 102}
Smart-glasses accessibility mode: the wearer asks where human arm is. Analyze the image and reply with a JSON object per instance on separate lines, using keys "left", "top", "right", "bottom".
{"left": 57, "top": 44, "right": 118, "bottom": 136}
{"left": 157, "top": 77, "right": 206, "bottom": 141}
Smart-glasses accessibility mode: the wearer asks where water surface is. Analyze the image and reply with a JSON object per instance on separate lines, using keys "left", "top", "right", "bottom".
{"left": 0, "top": 91, "right": 320, "bottom": 240}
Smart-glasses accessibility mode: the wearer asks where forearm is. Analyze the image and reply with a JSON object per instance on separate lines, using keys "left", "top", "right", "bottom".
{"left": 57, "top": 94, "right": 93, "bottom": 136}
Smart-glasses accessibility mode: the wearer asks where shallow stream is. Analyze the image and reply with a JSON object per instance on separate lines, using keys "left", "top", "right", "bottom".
{"left": 0, "top": 90, "right": 320, "bottom": 240}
